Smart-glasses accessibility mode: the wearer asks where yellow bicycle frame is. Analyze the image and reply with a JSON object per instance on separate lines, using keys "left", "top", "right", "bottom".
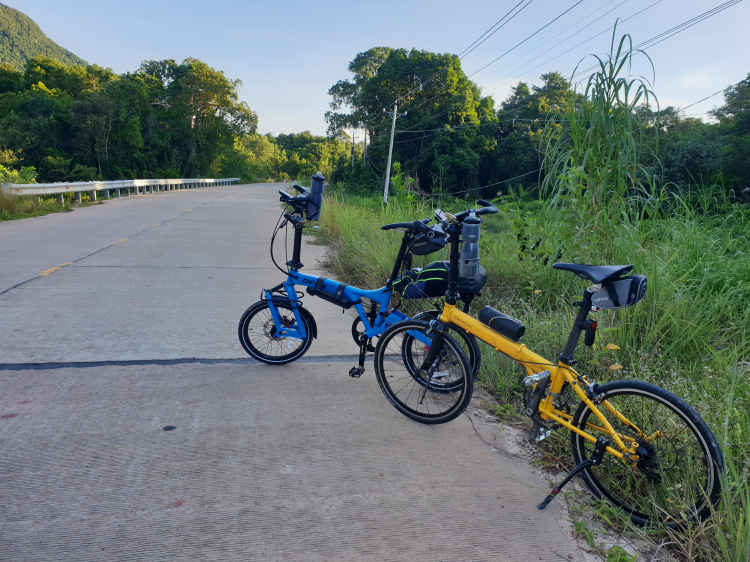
{"left": 439, "top": 302, "right": 650, "bottom": 461}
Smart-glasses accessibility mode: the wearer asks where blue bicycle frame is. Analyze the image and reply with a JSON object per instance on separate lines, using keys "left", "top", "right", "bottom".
{"left": 262, "top": 271, "right": 409, "bottom": 342}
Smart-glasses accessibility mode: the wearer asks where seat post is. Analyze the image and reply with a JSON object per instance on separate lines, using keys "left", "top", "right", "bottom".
{"left": 559, "top": 289, "right": 593, "bottom": 365}
{"left": 289, "top": 223, "right": 304, "bottom": 269}
{"left": 445, "top": 228, "right": 461, "bottom": 306}
{"left": 386, "top": 233, "right": 413, "bottom": 287}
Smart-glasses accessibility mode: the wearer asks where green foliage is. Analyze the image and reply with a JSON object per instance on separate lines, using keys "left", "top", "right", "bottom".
{"left": 326, "top": 47, "right": 499, "bottom": 196}
{"left": 0, "top": 163, "right": 36, "bottom": 183}
{"left": 541, "top": 30, "right": 656, "bottom": 263}
{"left": 0, "top": 55, "right": 257, "bottom": 181}
{"left": 388, "top": 162, "right": 416, "bottom": 204}
{"left": 0, "top": 3, "right": 86, "bottom": 70}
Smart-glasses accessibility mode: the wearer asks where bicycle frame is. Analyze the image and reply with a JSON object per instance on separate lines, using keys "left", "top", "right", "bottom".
{"left": 433, "top": 208, "right": 650, "bottom": 462}
{"left": 438, "top": 303, "right": 650, "bottom": 461}
{"left": 263, "top": 272, "right": 408, "bottom": 341}
{"left": 262, "top": 211, "right": 430, "bottom": 349}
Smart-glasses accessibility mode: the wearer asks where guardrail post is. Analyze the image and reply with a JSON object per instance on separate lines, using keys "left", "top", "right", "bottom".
{"left": 56, "top": 194, "right": 64, "bottom": 205}
{"left": 115, "top": 188, "right": 121, "bottom": 198}
{"left": 75, "top": 192, "right": 81, "bottom": 203}
{"left": 90, "top": 190, "right": 97, "bottom": 202}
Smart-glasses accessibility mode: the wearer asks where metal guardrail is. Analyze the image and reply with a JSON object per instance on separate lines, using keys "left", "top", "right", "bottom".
{"left": 1, "top": 178, "right": 242, "bottom": 203}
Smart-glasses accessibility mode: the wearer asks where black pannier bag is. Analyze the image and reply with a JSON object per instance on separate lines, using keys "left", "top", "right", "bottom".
{"left": 590, "top": 275, "right": 648, "bottom": 309}
{"left": 392, "top": 261, "right": 487, "bottom": 300}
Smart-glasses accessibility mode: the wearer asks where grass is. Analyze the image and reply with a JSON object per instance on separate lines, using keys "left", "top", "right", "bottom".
{"left": 0, "top": 190, "right": 111, "bottom": 222}
{"left": 314, "top": 181, "right": 750, "bottom": 561}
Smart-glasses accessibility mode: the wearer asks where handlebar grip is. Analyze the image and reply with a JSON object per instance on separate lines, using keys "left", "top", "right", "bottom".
{"left": 279, "top": 189, "right": 291, "bottom": 200}
{"left": 476, "top": 200, "right": 498, "bottom": 215}
{"left": 291, "top": 183, "right": 309, "bottom": 195}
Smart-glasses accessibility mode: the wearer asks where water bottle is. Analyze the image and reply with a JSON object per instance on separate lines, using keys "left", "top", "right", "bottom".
{"left": 307, "top": 172, "right": 325, "bottom": 221}
{"left": 459, "top": 211, "right": 481, "bottom": 277}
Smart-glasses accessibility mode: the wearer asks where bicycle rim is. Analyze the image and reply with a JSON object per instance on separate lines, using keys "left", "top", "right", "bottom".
{"left": 240, "top": 303, "right": 311, "bottom": 363}
{"left": 571, "top": 382, "right": 721, "bottom": 525}
{"left": 375, "top": 320, "right": 472, "bottom": 424}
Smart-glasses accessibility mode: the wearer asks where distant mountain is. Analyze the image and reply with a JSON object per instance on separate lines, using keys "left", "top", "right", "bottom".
{"left": 0, "top": 3, "right": 86, "bottom": 70}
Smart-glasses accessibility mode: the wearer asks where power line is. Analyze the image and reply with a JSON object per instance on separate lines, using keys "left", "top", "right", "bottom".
{"left": 466, "top": 1, "right": 584, "bottom": 80}
{"left": 480, "top": 0, "right": 664, "bottom": 99}
{"left": 457, "top": 0, "right": 531, "bottom": 59}
{"left": 474, "top": 0, "right": 625, "bottom": 85}
{"left": 358, "top": 0, "right": 536, "bottom": 136}
{"left": 569, "top": 0, "right": 742, "bottom": 82}
{"left": 436, "top": 168, "right": 543, "bottom": 196}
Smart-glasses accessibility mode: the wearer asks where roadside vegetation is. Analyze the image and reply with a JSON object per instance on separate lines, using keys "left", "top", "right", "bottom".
{"left": 313, "top": 34, "right": 750, "bottom": 562}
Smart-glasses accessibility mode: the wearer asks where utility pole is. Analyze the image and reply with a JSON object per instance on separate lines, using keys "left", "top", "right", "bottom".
{"left": 362, "top": 127, "right": 367, "bottom": 163}
{"left": 383, "top": 103, "right": 407, "bottom": 203}
{"left": 350, "top": 130, "right": 359, "bottom": 170}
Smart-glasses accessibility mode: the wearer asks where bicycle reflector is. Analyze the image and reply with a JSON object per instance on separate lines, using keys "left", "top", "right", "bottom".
{"left": 307, "top": 172, "right": 325, "bottom": 221}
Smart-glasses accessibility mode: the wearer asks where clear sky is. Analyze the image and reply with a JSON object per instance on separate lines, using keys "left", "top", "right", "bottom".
{"left": 9, "top": 0, "right": 749, "bottom": 136}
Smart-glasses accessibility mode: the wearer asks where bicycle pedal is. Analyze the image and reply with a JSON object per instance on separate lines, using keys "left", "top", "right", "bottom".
{"left": 349, "top": 366, "right": 365, "bottom": 378}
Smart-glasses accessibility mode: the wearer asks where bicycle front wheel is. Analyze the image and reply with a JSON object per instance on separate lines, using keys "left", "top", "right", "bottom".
{"left": 374, "top": 320, "right": 473, "bottom": 424}
{"left": 412, "top": 310, "right": 481, "bottom": 379}
{"left": 570, "top": 380, "right": 722, "bottom": 526}
{"left": 238, "top": 301, "right": 314, "bottom": 365}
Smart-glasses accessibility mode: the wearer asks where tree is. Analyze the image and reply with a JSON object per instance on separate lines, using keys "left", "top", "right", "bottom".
{"left": 326, "top": 47, "right": 496, "bottom": 193}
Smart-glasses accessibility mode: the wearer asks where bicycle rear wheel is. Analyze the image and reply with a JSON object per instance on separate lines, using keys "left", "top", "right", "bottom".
{"left": 570, "top": 380, "right": 722, "bottom": 526}
{"left": 374, "top": 320, "right": 473, "bottom": 424}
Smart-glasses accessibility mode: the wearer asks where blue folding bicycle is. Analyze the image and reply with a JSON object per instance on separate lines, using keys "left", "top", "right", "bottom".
{"left": 238, "top": 173, "right": 486, "bottom": 382}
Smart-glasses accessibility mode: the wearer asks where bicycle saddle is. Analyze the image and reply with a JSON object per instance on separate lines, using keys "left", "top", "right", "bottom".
{"left": 552, "top": 263, "right": 633, "bottom": 284}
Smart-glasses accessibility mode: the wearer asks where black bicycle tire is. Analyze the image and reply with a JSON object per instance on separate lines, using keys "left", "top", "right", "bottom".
{"left": 238, "top": 301, "right": 314, "bottom": 365}
{"left": 412, "top": 310, "right": 482, "bottom": 379}
{"left": 374, "top": 319, "right": 473, "bottom": 424}
{"left": 570, "top": 380, "right": 723, "bottom": 526}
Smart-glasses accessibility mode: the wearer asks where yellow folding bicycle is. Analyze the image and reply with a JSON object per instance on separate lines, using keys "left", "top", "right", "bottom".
{"left": 373, "top": 201, "right": 723, "bottom": 526}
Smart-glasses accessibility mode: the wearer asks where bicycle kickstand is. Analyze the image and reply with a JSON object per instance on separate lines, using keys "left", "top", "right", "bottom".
{"left": 537, "top": 437, "right": 608, "bottom": 510}
{"left": 349, "top": 333, "right": 368, "bottom": 378}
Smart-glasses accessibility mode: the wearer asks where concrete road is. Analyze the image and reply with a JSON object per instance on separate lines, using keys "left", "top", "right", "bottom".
{"left": 0, "top": 183, "right": 357, "bottom": 364}
{"left": 0, "top": 360, "right": 589, "bottom": 561}
{"left": 0, "top": 184, "right": 591, "bottom": 560}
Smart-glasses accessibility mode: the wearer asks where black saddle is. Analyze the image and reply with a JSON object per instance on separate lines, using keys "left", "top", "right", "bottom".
{"left": 552, "top": 263, "right": 633, "bottom": 284}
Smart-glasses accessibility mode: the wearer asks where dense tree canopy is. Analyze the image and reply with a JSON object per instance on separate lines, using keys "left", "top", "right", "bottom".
{"left": 328, "top": 47, "right": 750, "bottom": 200}
{"left": 0, "top": 55, "right": 258, "bottom": 181}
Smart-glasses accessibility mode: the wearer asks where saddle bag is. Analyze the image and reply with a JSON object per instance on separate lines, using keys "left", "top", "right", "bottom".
{"left": 590, "top": 275, "right": 648, "bottom": 309}
{"left": 478, "top": 306, "right": 525, "bottom": 342}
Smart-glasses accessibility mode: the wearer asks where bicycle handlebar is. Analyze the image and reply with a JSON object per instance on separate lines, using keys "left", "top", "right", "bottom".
{"left": 454, "top": 199, "right": 498, "bottom": 222}
{"left": 279, "top": 190, "right": 310, "bottom": 207}
{"left": 381, "top": 217, "right": 432, "bottom": 233}
{"left": 291, "top": 183, "right": 310, "bottom": 195}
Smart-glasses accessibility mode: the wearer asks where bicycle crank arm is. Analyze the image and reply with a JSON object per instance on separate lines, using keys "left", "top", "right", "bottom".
{"left": 538, "top": 437, "right": 607, "bottom": 510}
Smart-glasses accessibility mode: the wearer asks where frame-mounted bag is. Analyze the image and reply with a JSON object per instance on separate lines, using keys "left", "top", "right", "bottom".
{"left": 590, "top": 275, "right": 648, "bottom": 309}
